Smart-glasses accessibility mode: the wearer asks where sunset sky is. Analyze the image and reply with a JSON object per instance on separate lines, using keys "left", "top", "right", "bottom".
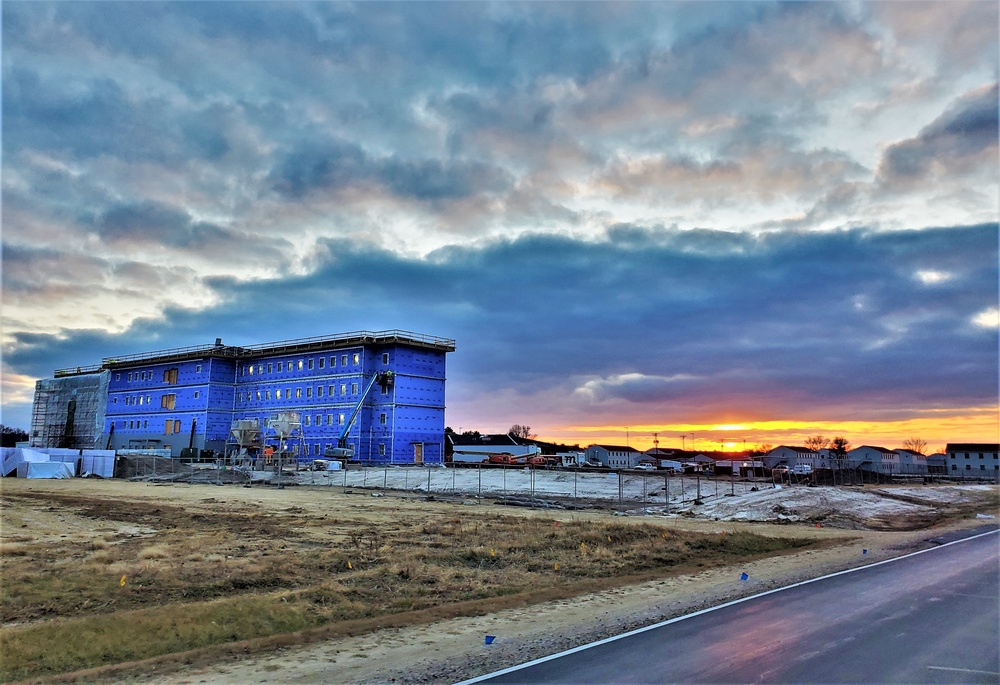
{"left": 2, "top": 1, "right": 998, "bottom": 453}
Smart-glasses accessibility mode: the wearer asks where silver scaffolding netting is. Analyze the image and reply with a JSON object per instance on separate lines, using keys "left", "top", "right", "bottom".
{"left": 30, "top": 372, "right": 109, "bottom": 450}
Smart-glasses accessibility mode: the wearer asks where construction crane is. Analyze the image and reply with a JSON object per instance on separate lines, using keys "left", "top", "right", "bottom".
{"left": 324, "top": 370, "right": 394, "bottom": 460}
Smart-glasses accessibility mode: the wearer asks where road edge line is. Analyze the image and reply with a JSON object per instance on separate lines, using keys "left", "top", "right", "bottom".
{"left": 455, "top": 527, "right": 999, "bottom": 684}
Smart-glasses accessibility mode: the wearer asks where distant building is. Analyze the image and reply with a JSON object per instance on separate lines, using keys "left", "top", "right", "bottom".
{"left": 848, "top": 446, "right": 901, "bottom": 474}
{"left": 586, "top": 444, "right": 643, "bottom": 468}
{"left": 763, "top": 446, "right": 822, "bottom": 470}
{"left": 895, "top": 449, "right": 928, "bottom": 474}
{"left": 30, "top": 330, "right": 455, "bottom": 464}
{"left": 447, "top": 433, "right": 540, "bottom": 463}
{"left": 945, "top": 443, "right": 1000, "bottom": 477}
{"left": 925, "top": 453, "right": 947, "bottom": 474}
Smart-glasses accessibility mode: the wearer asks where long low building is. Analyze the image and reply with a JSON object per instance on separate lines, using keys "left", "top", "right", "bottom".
{"left": 945, "top": 443, "right": 1000, "bottom": 476}
{"left": 30, "top": 330, "right": 455, "bottom": 465}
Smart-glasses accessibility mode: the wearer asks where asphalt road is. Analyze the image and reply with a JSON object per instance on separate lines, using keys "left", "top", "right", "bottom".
{"left": 465, "top": 528, "right": 999, "bottom": 684}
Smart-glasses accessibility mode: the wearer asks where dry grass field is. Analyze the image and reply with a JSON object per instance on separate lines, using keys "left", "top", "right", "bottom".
{"left": 0, "top": 479, "right": 827, "bottom": 683}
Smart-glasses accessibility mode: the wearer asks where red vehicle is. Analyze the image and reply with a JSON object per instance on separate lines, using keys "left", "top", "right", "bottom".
{"left": 485, "top": 453, "right": 520, "bottom": 465}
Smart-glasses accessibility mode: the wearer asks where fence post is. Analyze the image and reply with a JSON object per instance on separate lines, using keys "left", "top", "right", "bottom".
{"left": 618, "top": 471, "right": 624, "bottom": 513}
{"left": 530, "top": 467, "right": 535, "bottom": 507}
{"left": 642, "top": 474, "right": 647, "bottom": 515}
{"left": 426, "top": 467, "right": 431, "bottom": 494}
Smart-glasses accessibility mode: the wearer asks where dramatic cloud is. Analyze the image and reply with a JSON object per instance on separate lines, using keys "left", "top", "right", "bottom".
{"left": 2, "top": 2, "right": 997, "bottom": 447}
{"left": 879, "top": 83, "right": 999, "bottom": 186}
{"left": 5, "top": 225, "right": 997, "bottom": 438}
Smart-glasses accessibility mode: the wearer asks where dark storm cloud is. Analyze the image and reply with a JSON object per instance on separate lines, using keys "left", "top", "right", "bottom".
{"left": 89, "top": 201, "right": 293, "bottom": 253}
{"left": 8, "top": 226, "right": 996, "bottom": 420}
{"left": 0, "top": 243, "right": 107, "bottom": 296}
{"left": 879, "top": 83, "right": 999, "bottom": 184}
{"left": 269, "top": 138, "right": 512, "bottom": 201}
{"left": 3, "top": 64, "right": 235, "bottom": 165}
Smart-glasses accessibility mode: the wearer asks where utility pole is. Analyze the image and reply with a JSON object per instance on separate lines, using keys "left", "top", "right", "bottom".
{"left": 680, "top": 433, "right": 689, "bottom": 450}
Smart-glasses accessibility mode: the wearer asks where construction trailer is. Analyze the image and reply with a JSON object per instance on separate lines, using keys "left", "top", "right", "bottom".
{"left": 31, "top": 330, "right": 455, "bottom": 465}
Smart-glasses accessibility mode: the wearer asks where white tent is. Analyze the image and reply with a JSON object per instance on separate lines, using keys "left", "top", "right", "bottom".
{"left": 17, "top": 461, "right": 74, "bottom": 479}
{"left": 2, "top": 447, "right": 51, "bottom": 477}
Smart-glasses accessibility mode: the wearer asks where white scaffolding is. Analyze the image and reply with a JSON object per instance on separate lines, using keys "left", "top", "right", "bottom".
{"left": 30, "top": 372, "right": 109, "bottom": 450}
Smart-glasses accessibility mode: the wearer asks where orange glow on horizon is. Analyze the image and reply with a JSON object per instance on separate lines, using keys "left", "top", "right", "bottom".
{"left": 544, "top": 407, "right": 999, "bottom": 454}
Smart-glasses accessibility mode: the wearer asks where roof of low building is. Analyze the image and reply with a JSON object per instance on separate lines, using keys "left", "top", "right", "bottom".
{"left": 852, "top": 445, "right": 897, "bottom": 455}
{"left": 589, "top": 444, "right": 641, "bottom": 452}
{"left": 447, "top": 433, "right": 518, "bottom": 447}
{"left": 945, "top": 443, "right": 1000, "bottom": 451}
{"left": 510, "top": 437, "right": 582, "bottom": 453}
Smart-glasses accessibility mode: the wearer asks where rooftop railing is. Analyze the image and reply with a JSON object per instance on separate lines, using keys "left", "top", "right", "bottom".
{"left": 54, "top": 330, "right": 455, "bottom": 375}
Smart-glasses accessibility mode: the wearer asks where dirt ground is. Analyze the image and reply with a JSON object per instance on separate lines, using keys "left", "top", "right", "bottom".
{"left": 1, "top": 478, "right": 996, "bottom": 684}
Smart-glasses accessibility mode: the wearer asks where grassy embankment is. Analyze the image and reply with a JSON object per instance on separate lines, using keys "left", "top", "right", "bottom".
{"left": 0, "top": 490, "right": 816, "bottom": 682}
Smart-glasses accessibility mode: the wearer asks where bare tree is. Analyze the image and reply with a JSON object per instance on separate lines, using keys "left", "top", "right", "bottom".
{"left": 804, "top": 435, "right": 828, "bottom": 452}
{"left": 829, "top": 436, "right": 851, "bottom": 484}
{"left": 1, "top": 425, "right": 29, "bottom": 447}
{"left": 508, "top": 424, "right": 537, "bottom": 439}
{"left": 902, "top": 437, "right": 927, "bottom": 454}
{"left": 753, "top": 443, "right": 774, "bottom": 456}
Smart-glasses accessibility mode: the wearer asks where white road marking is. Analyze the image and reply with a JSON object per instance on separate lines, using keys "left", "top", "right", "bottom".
{"left": 456, "top": 529, "right": 999, "bottom": 685}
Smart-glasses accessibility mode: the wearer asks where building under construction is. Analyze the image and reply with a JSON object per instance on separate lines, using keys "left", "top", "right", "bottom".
{"left": 30, "top": 330, "right": 455, "bottom": 465}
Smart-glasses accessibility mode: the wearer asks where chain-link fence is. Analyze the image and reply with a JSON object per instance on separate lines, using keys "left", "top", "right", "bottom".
{"left": 291, "top": 465, "right": 774, "bottom": 513}
{"left": 117, "top": 458, "right": 998, "bottom": 509}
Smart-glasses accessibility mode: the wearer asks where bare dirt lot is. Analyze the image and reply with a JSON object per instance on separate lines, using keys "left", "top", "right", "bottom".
{"left": 1, "top": 477, "right": 996, "bottom": 684}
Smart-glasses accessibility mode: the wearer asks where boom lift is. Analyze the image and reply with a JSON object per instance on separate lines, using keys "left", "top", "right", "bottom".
{"left": 324, "top": 370, "right": 394, "bottom": 460}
